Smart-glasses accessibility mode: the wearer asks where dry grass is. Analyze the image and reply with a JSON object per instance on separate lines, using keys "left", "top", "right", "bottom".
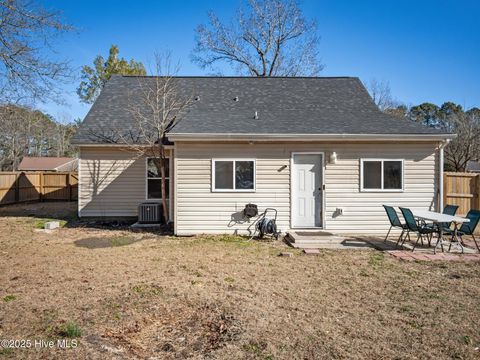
{"left": 0, "top": 203, "right": 479, "bottom": 359}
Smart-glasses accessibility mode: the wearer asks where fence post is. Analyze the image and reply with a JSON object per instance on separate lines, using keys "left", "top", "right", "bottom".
{"left": 443, "top": 173, "right": 448, "bottom": 209}
{"left": 67, "top": 172, "right": 71, "bottom": 201}
{"left": 39, "top": 172, "right": 43, "bottom": 202}
{"left": 14, "top": 173, "right": 19, "bottom": 203}
{"left": 477, "top": 174, "right": 480, "bottom": 210}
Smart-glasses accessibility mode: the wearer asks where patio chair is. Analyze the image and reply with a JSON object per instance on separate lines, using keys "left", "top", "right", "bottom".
{"left": 399, "top": 207, "right": 437, "bottom": 251}
{"left": 443, "top": 209, "right": 480, "bottom": 252}
{"left": 441, "top": 204, "right": 459, "bottom": 226}
{"left": 443, "top": 204, "right": 460, "bottom": 217}
{"left": 425, "top": 204, "right": 459, "bottom": 233}
{"left": 382, "top": 205, "right": 408, "bottom": 244}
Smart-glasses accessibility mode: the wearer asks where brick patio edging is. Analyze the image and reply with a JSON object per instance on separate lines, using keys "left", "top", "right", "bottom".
{"left": 388, "top": 250, "right": 480, "bottom": 262}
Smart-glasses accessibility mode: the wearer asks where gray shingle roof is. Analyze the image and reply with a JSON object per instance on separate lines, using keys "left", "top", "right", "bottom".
{"left": 72, "top": 75, "right": 451, "bottom": 144}
{"left": 466, "top": 160, "right": 480, "bottom": 172}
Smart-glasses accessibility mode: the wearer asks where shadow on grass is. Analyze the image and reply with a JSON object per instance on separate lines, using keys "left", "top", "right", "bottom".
{"left": 340, "top": 238, "right": 380, "bottom": 248}
{"left": 0, "top": 201, "right": 173, "bottom": 235}
{"left": 0, "top": 201, "right": 78, "bottom": 220}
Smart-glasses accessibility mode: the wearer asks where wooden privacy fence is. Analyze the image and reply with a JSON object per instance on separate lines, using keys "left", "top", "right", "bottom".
{"left": 444, "top": 172, "right": 480, "bottom": 216}
{"left": 0, "top": 172, "right": 78, "bottom": 205}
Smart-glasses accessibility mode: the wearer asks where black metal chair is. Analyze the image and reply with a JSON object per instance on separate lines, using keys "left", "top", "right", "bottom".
{"left": 443, "top": 204, "right": 460, "bottom": 216}
{"left": 443, "top": 209, "right": 480, "bottom": 252}
{"left": 399, "top": 207, "right": 437, "bottom": 251}
{"left": 382, "top": 205, "right": 408, "bottom": 244}
{"left": 424, "top": 204, "right": 459, "bottom": 240}
{"left": 439, "top": 204, "right": 459, "bottom": 230}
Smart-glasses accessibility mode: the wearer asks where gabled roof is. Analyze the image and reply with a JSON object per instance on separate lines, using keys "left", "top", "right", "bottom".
{"left": 17, "top": 157, "right": 78, "bottom": 171}
{"left": 72, "top": 75, "right": 453, "bottom": 144}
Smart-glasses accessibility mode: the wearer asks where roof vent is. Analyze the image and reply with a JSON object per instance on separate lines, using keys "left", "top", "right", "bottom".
{"left": 194, "top": 96, "right": 200, "bottom": 101}
{"left": 233, "top": 96, "right": 239, "bottom": 102}
{"left": 254, "top": 111, "right": 259, "bottom": 120}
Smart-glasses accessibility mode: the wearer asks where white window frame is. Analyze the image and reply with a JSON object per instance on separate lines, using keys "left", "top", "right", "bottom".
{"left": 360, "top": 159, "right": 404, "bottom": 192}
{"left": 211, "top": 159, "right": 256, "bottom": 192}
{"left": 145, "top": 157, "right": 171, "bottom": 200}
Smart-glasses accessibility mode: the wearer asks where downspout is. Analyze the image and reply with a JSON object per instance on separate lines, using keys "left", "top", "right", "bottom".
{"left": 78, "top": 147, "right": 82, "bottom": 218}
{"left": 173, "top": 142, "right": 178, "bottom": 236}
{"left": 438, "top": 140, "right": 450, "bottom": 211}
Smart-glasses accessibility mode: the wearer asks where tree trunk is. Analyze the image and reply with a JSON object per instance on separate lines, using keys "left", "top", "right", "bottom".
{"left": 159, "top": 146, "right": 169, "bottom": 224}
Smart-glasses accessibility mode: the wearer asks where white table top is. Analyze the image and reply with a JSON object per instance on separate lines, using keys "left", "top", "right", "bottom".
{"left": 412, "top": 209, "right": 470, "bottom": 223}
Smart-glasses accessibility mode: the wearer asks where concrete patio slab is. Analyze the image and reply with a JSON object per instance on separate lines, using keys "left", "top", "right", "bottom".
{"left": 285, "top": 232, "right": 480, "bottom": 255}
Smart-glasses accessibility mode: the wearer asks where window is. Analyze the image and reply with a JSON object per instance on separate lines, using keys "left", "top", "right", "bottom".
{"left": 146, "top": 158, "right": 170, "bottom": 200}
{"left": 361, "top": 159, "right": 403, "bottom": 191}
{"left": 212, "top": 159, "right": 255, "bottom": 191}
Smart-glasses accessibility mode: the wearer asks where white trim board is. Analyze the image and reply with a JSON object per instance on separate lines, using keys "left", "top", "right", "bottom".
{"left": 169, "top": 133, "right": 455, "bottom": 142}
{"left": 359, "top": 158, "right": 405, "bottom": 192}
{"left": 144, "top": 156, "right": 173, "bottom": 220}
{"left": 78, "top": 149, "right": 82, "bottom": 218}
{"left": 74, "top": 143, "right": 175, "bottom": 149}
{"left": 211, "top": 158, "right": 256, "bottom": 193}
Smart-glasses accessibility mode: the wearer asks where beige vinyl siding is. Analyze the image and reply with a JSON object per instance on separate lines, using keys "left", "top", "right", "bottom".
{"left": 175, "top": 141, "right": 439, "bottom": 235}
{"left": 79, "top": 147, "right": 144, "bottom": 217}
{"left": 78, "top": 147, "right": 173, "bottom": 217}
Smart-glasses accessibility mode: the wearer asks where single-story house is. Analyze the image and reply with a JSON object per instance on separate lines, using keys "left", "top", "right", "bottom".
{"left": 71, "top": 75, "right": 454, "bottom": 236}
{"left": 17, "top": 156, "right": 78, "bottom": 172}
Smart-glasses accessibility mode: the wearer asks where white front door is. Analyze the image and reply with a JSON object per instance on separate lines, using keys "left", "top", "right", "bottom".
{"left": 292, "top": 154, "right": 323, "bottom": 228}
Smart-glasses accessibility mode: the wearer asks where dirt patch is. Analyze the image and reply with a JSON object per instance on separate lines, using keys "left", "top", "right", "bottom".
{"left": 103, "top": 301, "right": 241, "bottom": 359}
{"left": 0, "top": 202, "right": 479, "bottom": 359}
{"left": 74, "top": 236, "right": 143, "bottom": 249}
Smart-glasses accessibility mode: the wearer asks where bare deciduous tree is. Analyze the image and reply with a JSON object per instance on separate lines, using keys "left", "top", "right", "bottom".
{"left": 444, "top": 109, "right": 480, "bottom": 172}
{"left": 0, "top": 0, "right": 72, "bottom": 104}
{"left": 54, "top": 112, "right": 78, "bottom": 157}
{"left": 0, "top": 105, "right": 77, "bottom": 170}
{"left": 365, "top": 78, "right": 398, "bottom": 111}
{"left": 192, "top": 0, "right": 322, "bottom": 76}
{"left": 384, "top": 104, "right": 408, "bottom": 119}
{"left": 88, "top": 53, "right": 193, "bottom": 222}
{"left": 126, "top": 55, "right": 192, "bottom": 222}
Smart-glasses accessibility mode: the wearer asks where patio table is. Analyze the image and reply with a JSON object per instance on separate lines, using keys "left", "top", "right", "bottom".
{"left": 411, "top": 209, "right": 470, "bottom": 253}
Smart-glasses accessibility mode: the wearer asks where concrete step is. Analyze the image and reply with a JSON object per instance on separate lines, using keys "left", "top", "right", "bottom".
{"left": 285, "top": 231, "right": 376, "bottom": 250}
{"left": 286, "top": 231, "right": 345, "bottom": 244}
{"left": 292, "top": 238, "right": 344, "bottom": 244}
{"left": 288, "top": 242, "right": 349, "bottom": 249}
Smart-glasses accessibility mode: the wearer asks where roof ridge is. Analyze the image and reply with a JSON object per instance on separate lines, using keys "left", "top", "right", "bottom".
{"left": 117, "top": 75, "right": 357, "bottom": 80}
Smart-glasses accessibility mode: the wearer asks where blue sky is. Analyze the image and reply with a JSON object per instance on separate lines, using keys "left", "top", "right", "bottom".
{"left": 41, "top": 0, "right": 479, "bottom": 122}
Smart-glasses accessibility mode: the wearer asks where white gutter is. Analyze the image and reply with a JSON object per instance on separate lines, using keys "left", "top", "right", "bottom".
{"left": 173, "top": 142, "right": 178, "bottom": 236}
{"left": 78, "top": 148, "right": 82, "bottom": 218}
{"left": 168, "top": 133, "right": 456, "bottom": 142}
{"left": 438, "top": 139, "right": 451, "bottom": 211}
{"left": 73, "top": 143, "right": 175, "bottom": 149}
